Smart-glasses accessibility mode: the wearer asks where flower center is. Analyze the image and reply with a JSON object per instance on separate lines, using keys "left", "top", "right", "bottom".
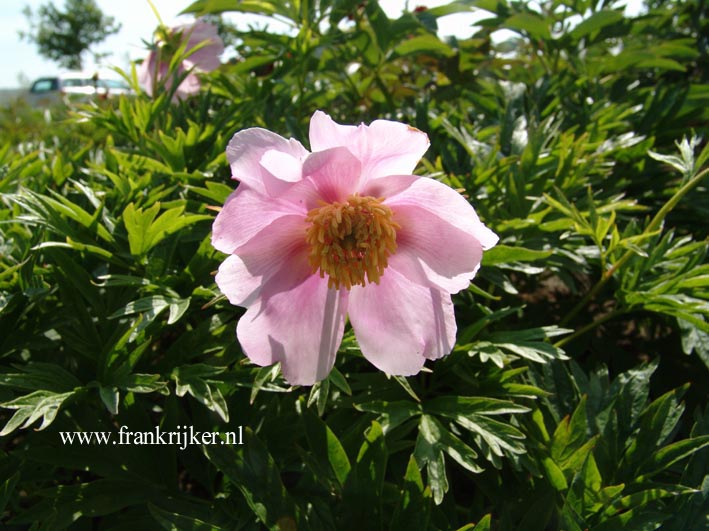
{"left": 305, "top": 194, "right": 399, "bottom": 290}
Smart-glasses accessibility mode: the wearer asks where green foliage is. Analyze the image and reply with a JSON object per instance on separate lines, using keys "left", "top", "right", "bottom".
{"left": 1, "top": 0, "right": 708, "bottom": 529}
{"left": 20, "top": 0, "right": 122, "bottom": 70}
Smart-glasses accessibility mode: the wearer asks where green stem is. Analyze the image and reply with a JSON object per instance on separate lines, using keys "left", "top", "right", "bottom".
{"left": 554, "top": 309, "right": 625, "bottom": 348}
{"left": 560, "top": 165, "right": 709, "bottom": 327}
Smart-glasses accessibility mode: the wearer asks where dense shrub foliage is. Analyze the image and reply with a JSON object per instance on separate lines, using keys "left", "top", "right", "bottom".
{"left": 1, "top": 0, "right": 708, "bottom": 529}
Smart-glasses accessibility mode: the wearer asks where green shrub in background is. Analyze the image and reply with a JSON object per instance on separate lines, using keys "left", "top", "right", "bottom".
{"left": 1, "top": 0, "right": 708, "bottom": 529}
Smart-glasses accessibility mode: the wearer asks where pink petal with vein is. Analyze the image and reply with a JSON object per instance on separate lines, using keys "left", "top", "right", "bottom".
{"left": 301, "top": 147, "right": 362, "bottom": 203}
{"left": 393, "top": 204, "right": 485, "bottom": 293}
{"left": 237, "top": 275, "right": 348, "bottom": 385}
{"left": 309, "top": 110, "right": 430, "bottom": 182}
{"left": 215, "top": 215, "right": 309, "bottom": 306}
{"left": 348, "top": 268, "right": 456, "bottom": 375}
{"left": 367, "top": 174, "right": 499, "bottom": 250}
{"left": 211, "top": 186, "right": 305, "bottom": 255}
{"left": 226, "top": 128, "right": 308, "bottom": 196}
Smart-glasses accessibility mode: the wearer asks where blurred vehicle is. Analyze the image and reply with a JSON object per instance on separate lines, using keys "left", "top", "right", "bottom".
{"left": 26, "top": 71, "right": 133, "bottom": 106}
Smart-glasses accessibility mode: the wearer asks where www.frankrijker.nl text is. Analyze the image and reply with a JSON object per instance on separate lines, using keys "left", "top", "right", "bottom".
{"left": 59, "top": 425, "right": 243, "bottom": 451}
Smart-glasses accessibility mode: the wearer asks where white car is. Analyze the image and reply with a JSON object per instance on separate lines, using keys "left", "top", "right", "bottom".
{"left": 26, "top": 71, "right": 133, "bottom": 106}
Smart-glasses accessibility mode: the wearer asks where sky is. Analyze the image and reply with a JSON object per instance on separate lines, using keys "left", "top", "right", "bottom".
{"left": 1, "top": 0, "right": 644, "bottom": 89}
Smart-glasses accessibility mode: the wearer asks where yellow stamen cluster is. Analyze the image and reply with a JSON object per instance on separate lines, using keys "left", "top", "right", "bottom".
{"left": 305, "top": 194, "right": 399, "bottom": 290}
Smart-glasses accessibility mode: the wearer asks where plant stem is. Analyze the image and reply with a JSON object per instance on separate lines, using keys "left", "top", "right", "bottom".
{"left": 555, "top": 309, "right": 625, "bottom": 348}
{"left": 560, "top": 165, "right": 709, "bottom": 327}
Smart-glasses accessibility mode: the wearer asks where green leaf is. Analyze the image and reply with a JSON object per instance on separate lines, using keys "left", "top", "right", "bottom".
{"left": 341, "top": 421, "right": 388, "bottom": 524}
{"left": 482, "top": 244, "right": 553, "bottom": 266}
{"left": 348, "top": 420, "right": 388, "bottom": 493}
{"left": 11, "top": 480, "right": 160, "bottom": 527}
{"left": 123, "top": 201, "right": 160, "bottom": 256}
{"left": 414, "top": 415, "right": 449, "bottom": 505}
{"left": 0, "top": 389, "right": 76, "bottom": 435}
{"left": 565, "top": 453, "right": 604, "bottom": 518}
{"left": 99, "top": 385, "right": 119, "bottom": 415}
{"left": 425, "top": 396, "right": 531, "bottom": 417}
{"left": 392, "top": 375, "right": 421, "bottom": 401}
{"left": 122, "top": 202, "right": 210, "bottom": 257}
{"left": 249, "top": 363, "right": 284, "bottom": 404}
{"left": 355, "top": 400, "right": 422, "bottom": 433}
{"left": 469, "top": 514, "right": 493, "bottom": 530}
{"left": 505, "top": 12, "right": 550, "bottom": 40}
{"left": 173, "top": 365, "right": 229, "bottom": 422}
{"left": 421, "top": 414, "right": 484, "bottom": 474}
{"left": 475, "top": 338, "right": 569, "bottom": 363}
{"left": 148, "top": 502, "right": 224, "bottom": 530}
{"left": 452, "top": 413, "right": 527, "bottom": 457}
{"left": 0, "top": 362, "right": 81, "bottom": 392}
{"left": 427, "top": 2, "right": 473, "bottom": 17}
{"left": 204, "top": 429, "right": 297, "bottom": 530}
{"left": 621, "top": 385, "right": 688, "bottom": 478}
{"left": 0, "top": 471, "right": 20, "bottom": 515}
{"left": 389, "top": 455, "right": 432, "bottom": 529}
{"left": 638, "top": 436, "right": 709, "bottom": 481}
{"left": 678, "top": 318, "right": 709, "bottom": 370}
{"left": 395, "top": 34, "right": 455, "bottom": 57}
{"left": 550, "top": 396, "right": 591, "bottom": 468}
{"left": 303, "top": 408, "right": 352, "bottom": 487}
{"left": 570, "top": 10, "right": 624, "bottom": 40}
{"left": 327, "top": 366, "right": 351, "bottom": 396}
{"left": 542, "top": 456, "right": 569, "bottom": 491}
{"left": 114, "top": 373, "right": 168, "bottom": 394}
{"left": 306, "top": 378, "right": 330, "bottom": 417}
{"left": 364, "top": 0, "right": 393, "bottom": 52}
{"left": 108, "top": 295, "right": 191, "bottom": 334}
{"left": 181, "top": 0, "right": 278, "bottom": 16}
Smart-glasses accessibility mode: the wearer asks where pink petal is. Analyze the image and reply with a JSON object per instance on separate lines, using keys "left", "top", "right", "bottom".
{"left": 182, "top": 21, "right": 224, "bottom": 71}
{"left": 309, "top": 110, "right": 358, "bottom": 151}
{"left": 260, "top": 149, "right": 303, "bottom": 184}
{"left": 226, "top": 129, "right": 309, "bottom": 196}
{"left": 301, "top": 147, "right": 362, "bottom": 204}
{"left": 211, "top": 186, "right": 306, "bottom": 255}
{"left": 137, "top": 51, "right": 164, "bottom": 96}
{"left": 237, "top": 275, "right": 348, "bottom": 385}
{"left": 174, "top": 71, "right": 201, "bottom": 99}
{"left": 365, "top": 174, "right": 499, "bottom": 250}
{"left": 215, "top": 255, "right": 261, "bottom": 307}
{"left": 215, "top": 215, "right": 310, "bottom": 306}
{"left": 393, "top": 204, "right": 485, "bottom": 293}
{"left": 309, "top": 111, "right": 430, "bottom": 182}
{"left": 348, "top": 268, "right": 456, "bottom": 375}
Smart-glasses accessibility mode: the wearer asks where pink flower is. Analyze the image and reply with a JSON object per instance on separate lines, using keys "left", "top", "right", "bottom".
{"left": 138, "top": 20, "right": 224, "bottom": 100}
{"left": 212, "top": 111, "right": 498, "bottom": 385}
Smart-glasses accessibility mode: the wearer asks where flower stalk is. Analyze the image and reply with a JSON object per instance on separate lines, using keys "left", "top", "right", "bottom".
{"left": 561, "top": 164, "right": 709, "bottom": 328}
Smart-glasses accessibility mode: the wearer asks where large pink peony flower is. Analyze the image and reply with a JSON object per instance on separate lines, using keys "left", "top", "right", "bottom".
{"left": 138, "top": 20, "right": 224, "bottom": 100}
{"left": 212, "top": 111, "right": 498, "bottom": 385}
